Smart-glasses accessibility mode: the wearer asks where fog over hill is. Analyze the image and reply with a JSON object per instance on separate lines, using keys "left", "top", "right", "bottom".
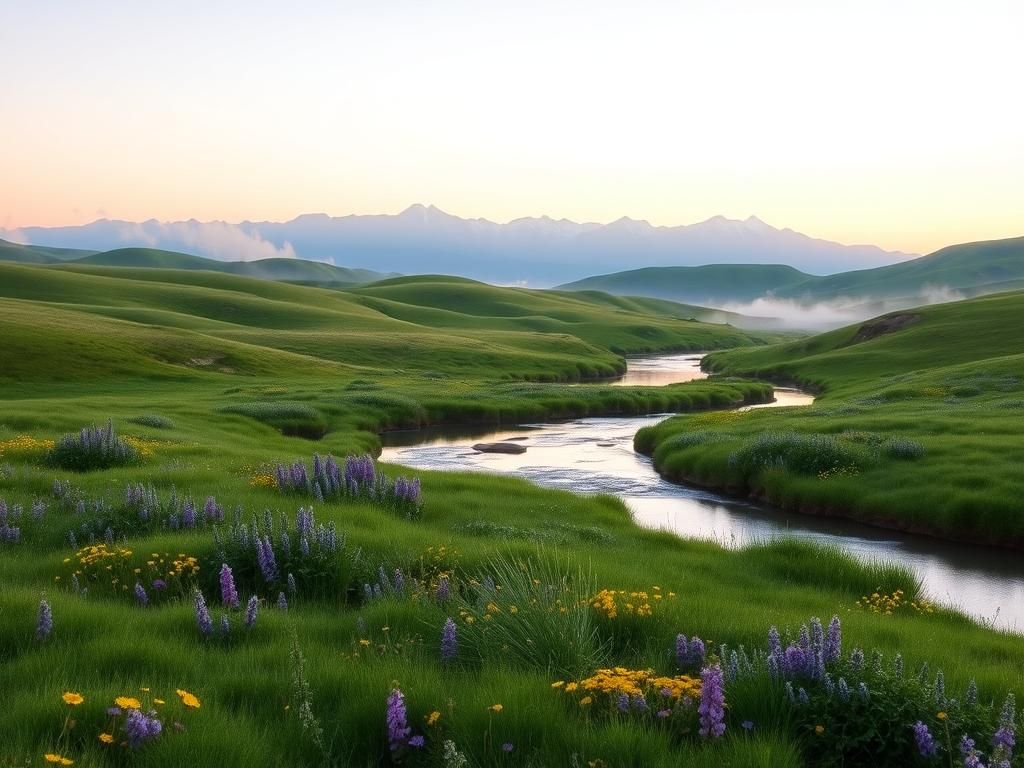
{"left": 2, "top": 205, "right": 914, "bottom": 285}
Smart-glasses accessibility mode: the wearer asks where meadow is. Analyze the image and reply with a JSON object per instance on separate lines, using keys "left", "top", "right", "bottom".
{"left": 636, "top": 290, "right": 1024, "bottom": 548}
{"left": 0, "top": 265, "right": 1020, "bottom": 767}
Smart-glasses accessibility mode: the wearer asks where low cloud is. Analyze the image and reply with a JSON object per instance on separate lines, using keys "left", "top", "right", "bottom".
{"left": 114, "top": 221, "right": 295, "bottom": 262}
{"left": 718, "top": 286, "right": 967, "bottom": 331}
{"left": 2, "top": 229, "right": 31, "bottom": 245}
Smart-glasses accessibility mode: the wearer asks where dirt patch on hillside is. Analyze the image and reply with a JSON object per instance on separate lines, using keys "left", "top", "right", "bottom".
{"left": 849, "top": 313, "right": 920, "bottom": 344}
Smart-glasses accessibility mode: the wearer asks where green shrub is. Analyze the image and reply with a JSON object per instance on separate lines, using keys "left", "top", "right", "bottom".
{"left": 47, "top": 420, "right": 140, "bottom": 472}
{"left": 127, "top": 413, "right": 175, "bottom": 429}
{"left": 729, "top": 432, "right": 875, "bottom": 479}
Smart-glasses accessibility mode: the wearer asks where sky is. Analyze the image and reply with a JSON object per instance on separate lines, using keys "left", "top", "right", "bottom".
{"left": 2, "top": 0, "right": 1022, "bottom": 254}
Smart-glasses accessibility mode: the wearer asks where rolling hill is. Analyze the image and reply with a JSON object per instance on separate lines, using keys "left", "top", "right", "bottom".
{"left": 559, "top": 235, "right": 1024, "bottom": 308}
{"left": 0, "top": 240, "right": 393, "bottom": 285}
{"left": 0, "top": 264, "right": 776, "bottom": 386}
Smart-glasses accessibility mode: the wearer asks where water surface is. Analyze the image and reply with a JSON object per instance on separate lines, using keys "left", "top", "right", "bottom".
{"left": 380, "top": 355, "right": 1024, "bottom": 632}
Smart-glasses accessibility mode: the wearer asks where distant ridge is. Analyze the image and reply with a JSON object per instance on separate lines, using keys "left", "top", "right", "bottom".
{"left": 2, "top": 206, "right": 915, "bottom": 284}
{"left": 0, "top": 240, "right": 394, "bottom": 286}
{"left": 559, "top": 236, "right": 1024, "bottom": 306}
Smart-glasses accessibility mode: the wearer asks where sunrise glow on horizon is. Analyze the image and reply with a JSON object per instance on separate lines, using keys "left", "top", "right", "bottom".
{"left": 3, "top": 0, "right": 1022, "bottom": 254}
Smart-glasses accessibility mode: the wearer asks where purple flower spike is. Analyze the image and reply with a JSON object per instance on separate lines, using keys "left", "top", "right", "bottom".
{"left": 36, "top": 598, "right": 53, "bottom": 640}
{"left": 219, "top": 563, "right": 240, "bottom": 609}
{"left": 440, "top": 617, "right": 458, "bottom": 663}
{"left": 698, "top": 664, "right": 726, "bottom": 739}
{"left": 134, "top": 582, "right": 148, "bottom": 606}
{"left": 913, "top": 721, "right": 937, "bottom": 757}
{"left": 245, "top": 595, "right": 259, "bottom": 629}
{"left": 194, "top": 590, "right": 213, "bottom": 637}
{"left": 386, "top": 688, "right": 412, "bottom": 751}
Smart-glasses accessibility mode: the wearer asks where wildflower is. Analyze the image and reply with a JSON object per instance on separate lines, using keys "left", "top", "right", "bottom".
{"left": 386, "top": 688, "right": 412, "bottom": 751}
{"left": 98, "top": 733, "right": 114, "bottom": 744}
{"left": 656, "top": 708, "right": 670, "bottom": 718}
{"left": 436, "top": 575, "right": 450, "bottom": 602}
{"left": 134, "top": 582, "right": 148, "bottom": 606}
{"left": 551, "top": 681, "right": 565, "bottom": 689}
{"left": 219, "top": 564, "right": 239, "bottom": 609}
{"left": 937, "top": 711, "right": 948, "bottom": 720}
{"left": 815, "top": 725, "right": 825, "bottom": 735}
{"left": 106, "top": 707, "right": 122, "bottom": 716}
{"left": 409, "top": 734, "right": 425, "bottom": 748}
{"left": 124, "top": 708, "right": 163, "bottom": 748}
{"left": 287, "top": 572, "right": 297, "bottom": 595}
{"left": 913, "top": 721, "right": 937, "bottom": 757}
{"left": 36, "top": 598, "right": 53, "bottom": 640}
{"left": 742, "top": 720, "right": 754, "bottom": 731}
{"left": 616, "top": 693, "right": 630, "bottom": 712}
{"left": 426, "top": 710, "right": 441, "bottom": 726}
{"left": 580, "top": 696, "right": 593, "bottom": 706}
{"left": 698, "top": 664, "right": 726, "bottom": 739}
{"left": 194, "top": 590, "right": 212, "bottom": 637}
{"left": 502, "top": 742, "right": 514, "bottom": 752}
{"left": 116, "top": 696, "right": 142, "bottom": 709}
{"left": 176, "top": 689, "right": 201, "bottom": 708}
{"left": 245, "top": 595, "right": 259, "bottom": 629}
{"left": 824, "top": 616, "right": 842, "bottom": 662}
{"left": 489, "top": 704, "right": 503, "bottom": 713}
{"left": 277, "top": 592, "right": 288, "bottom": 611}
{"left": 43, "top": 755, "right": 73, "bottom": 765}
{"left": 220, "top": 613, "right": 230, "bottom": 636}
{"left": 440, "top": 617, "right": 458, "bottom": 663}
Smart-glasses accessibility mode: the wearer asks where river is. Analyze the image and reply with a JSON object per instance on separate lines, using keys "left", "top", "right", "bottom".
{"left": 380, "top": 353, "right": 1024, "bottom": 633}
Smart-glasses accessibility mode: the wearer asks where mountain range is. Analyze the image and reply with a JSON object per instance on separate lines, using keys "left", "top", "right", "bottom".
{"left": 2, "top": 205, "right": 914, "bottom": 285}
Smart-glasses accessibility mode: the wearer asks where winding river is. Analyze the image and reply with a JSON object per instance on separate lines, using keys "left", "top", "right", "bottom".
{"left": 381, "top": 353, "right": 1024, "bottom": 632}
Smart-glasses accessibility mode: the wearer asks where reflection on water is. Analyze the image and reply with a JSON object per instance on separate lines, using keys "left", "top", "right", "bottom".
{"left": 379, "top": 355, "right": 1024, "bottom": 633}
{"left": 611, "top": 353, "right": 710, "bottom": 386}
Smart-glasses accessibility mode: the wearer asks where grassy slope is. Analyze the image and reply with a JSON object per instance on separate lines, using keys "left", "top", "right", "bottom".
{"left": 637, "top": 291, "right": 1024, "bottom": 546}
{"left": 557, "top": 264, "right": 812, "bottom": 303}
{"left": 559, "top": 235, "right": 1024, "bottom": 304}
{"left": 0, "top": 265, "right": 1020, "bottom": 767}
{"left": 0, "top": 238, "right": 97, "bottom": 264}
{"left": 68, "top": 247, "right": 391, "bottom": 285}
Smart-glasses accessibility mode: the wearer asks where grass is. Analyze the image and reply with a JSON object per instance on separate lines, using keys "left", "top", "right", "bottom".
{"left": 0, "top": 264, "right": 1020, "bottom": 766}
{"left": 637, "top": 290, "right": 1024, "bottom": 546}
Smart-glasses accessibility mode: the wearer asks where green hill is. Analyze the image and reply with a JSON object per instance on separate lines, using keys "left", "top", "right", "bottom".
{"left": 0, "top": 263, "right": 774, "bottom": 386}
{"left": 559, "top": 235, "right": 1024, "bottom": 306}
{"left": 0, "top": 237, "right": 97, "bottom": 264}
{"left": 68, "top": 247, "right": 391, "bottom": 285}
{"left": 638, "top": 290, "right": 1024, "bottom": 546}
{"left": 558, "top": 264, "right": 811, "bottom": 303}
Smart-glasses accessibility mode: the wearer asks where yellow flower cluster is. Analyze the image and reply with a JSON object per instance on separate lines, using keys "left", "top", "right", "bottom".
{"left": 0, "top": 434, "right": 54, "bottom": 459}
{"left": 856, "top": 589, "right": 935, "bottom": 616}
{"left": 75, "top": 544, "right": 134, "bottom": 569}
{"left": 169, "top": 554, "right": 200, "bottom": 579}
{"left": 250, "top": 473, "right": 277, "bottom": 488}
{"left": 589, "top": 586, "right": 674, "bottom": 620}
{"left": 122, "top": 435, "right": 160, "bottom": 458}
{"left": 554, "top": 668, "right": 701, "bottom": 702}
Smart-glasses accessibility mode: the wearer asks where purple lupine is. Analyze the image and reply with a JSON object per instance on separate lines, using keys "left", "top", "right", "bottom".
{"left": 220, "top": 613, "right": 230, "bottom": 636}
{"left": 993, "top": 724, "right": 1016, "bottom": 759}
{"left": 182, "top": 499, "right": 197, "bottom": 529}
{"left": 809, "top": 617, "right": 824, "bottom": 655}
{"left": 849, "top": 648, "right": 865, "bottom": 673}
{"left": 436, "top": 575, "right": 450, "bottom": 602}
{"left": 824, "top": 616, "right": 842, "bottom": 662}
{"left": 837, "top": 677, "right": 851, "bottom": 702}
{"left": 203, "top": 496, "right": 223, "bottom": 522}
{"left": 698, "top": 664, "right": 726, "bottom": 738}
{"left": 287, "top": 572, "right": 297, "bottom": 595}
{"left": 502, "top": 743, "right": 514, "bottom": 752}
{"left": 296, "top": 507, "right": 313, "bottom": 536}
{"left": 440, "top": 617, "right": 457, "bottom": 663}
{"left": 616, "top": 693, "right": 630, "bottom": 713}
{"left": 219, "top": 563, "right": 240, "bottom": 609}
{"left": 393, "top": 569, "right": 405, "bottom": 593}
{"left": 36, "top": 598, "right": 53, "bottom": 640}
{"left": 911, "top": 722, "right": 936, "bottom": 757}
{"left": 256, "top": 536, "right": 278, "bottom": 582}
{"left": 675, "top": 634, "right": 689, "bottom": 668}
{"left": 124, "top": 708, "right": 163, "bottom": 748}
{"left": 277, "top": 592, "right": 288, "bottom": 611}
{"left": 152, "top": 578, "right": 166, "bottom": 591}
{"left": 386, "top": 688, "right": 412, "bottom": 751}
{"left": 300, "top": 536, "right": 310, "bottom": 558}
{"left": 194, "top": 590, "right": 213, "bottom": 637}
{"left": 245, "top": 595, "right": 259, "bottom": 629}
{"left": 689, "top": 636, "right": 706, "bottom": 667}
{"left": 134, "top": 582, "right": 148, "bottom": 606}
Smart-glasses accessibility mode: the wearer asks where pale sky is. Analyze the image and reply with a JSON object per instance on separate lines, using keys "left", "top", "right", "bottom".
{"left": 2, "top": 0, "right": 1021, "bottom": 253}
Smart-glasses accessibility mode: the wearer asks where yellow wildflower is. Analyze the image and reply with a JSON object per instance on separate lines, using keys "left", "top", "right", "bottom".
{"left": 937, "top": 711, "right": 948, "bottom": 720}
{"left": 488, "top": 704, "right": 503, "bottom": 713}
{"left": 176, "top": 689, "right": 201, "bottom": 708}
{"left": 426, "top": 710, "right": 441, "bottom": 726}
{"left": 62, "top": 692, "right": 84, "bottom": 706}
{"left": 815, "top": 725, "right": 825, "bottom": 735}
{"left": 115, "top": 696, "right": 141, "bottom": 709}
{"left": 98, "top": 733, "right": 114, "bottom": 744}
